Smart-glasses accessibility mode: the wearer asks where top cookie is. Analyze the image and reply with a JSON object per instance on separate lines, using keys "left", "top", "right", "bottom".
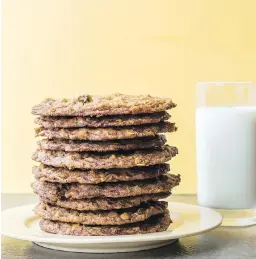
{"left": 31, "top": 93, "right": 176, "bottom": 117}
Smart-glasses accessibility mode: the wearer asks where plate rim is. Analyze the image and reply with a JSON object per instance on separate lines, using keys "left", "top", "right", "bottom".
{"left": 2, "top": 201, "right": 222, "bottom": 244}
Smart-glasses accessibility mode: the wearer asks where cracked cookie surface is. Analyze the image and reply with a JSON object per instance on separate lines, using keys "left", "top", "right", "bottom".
{"left": 32, "top": 93, "right": 176, "bottom": 117}
{"left": 35, "top": 122, "right": 176, "bottom": 141}
{"left": 32, "top": 174, "right": 181, "bottom": 200}
{"left": 40, "top": 192, "right": 171, "bottom": 211}
{"left": 32, "top": 145, "right": 178, "bottom": 169}
{"left": 39, "top": 212, "right": 171, "bottom": 236}
{"left": 35, "top": 112, "right": 170, "bottom": 128}
{"left": 34, "top": 201, "right": 167, "bottom": 225}
{"left": 37, "top": 135, "right": 167, "bottom": 152}
{"left": 33, "top": 164, "right": 170, "bottom": 184}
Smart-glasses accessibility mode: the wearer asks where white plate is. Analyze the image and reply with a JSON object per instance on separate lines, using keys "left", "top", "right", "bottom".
{"left": 2, "top": 202, "right": 222, "bottom": 253}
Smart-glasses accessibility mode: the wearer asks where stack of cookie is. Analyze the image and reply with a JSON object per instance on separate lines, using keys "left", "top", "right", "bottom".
{"left": 31, "top": 94, "right": 180, "bottom": 236}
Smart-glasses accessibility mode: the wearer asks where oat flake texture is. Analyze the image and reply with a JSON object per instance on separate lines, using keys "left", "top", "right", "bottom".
{"left": 31, "top": 93, "right": 180, "bottom": 236}
{"left": 32, "top": 93, "right": 176, "bottom": 117}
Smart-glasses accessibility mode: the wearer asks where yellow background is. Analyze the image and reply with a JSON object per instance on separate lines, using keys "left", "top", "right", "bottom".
{"left": 2, "top": 0, "right": 256, "bottom": 193}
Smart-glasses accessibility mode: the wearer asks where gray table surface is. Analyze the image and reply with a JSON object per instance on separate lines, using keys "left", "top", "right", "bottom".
{"left": 1, "top": 194, "right": 256, "bottom": 259}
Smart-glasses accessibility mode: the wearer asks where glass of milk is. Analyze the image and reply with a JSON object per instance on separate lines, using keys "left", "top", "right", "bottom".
{"left": 196, "top": 82, "right": 256, "bottom": 227}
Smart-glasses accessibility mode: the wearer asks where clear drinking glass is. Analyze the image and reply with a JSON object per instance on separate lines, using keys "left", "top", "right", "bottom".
{"left": 196, "top": 82, "right": 256, "bottom": 227}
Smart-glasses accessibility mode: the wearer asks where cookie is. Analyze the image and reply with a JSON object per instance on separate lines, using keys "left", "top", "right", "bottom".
{"left": 32, "top": 93, "right": 176, "bottom": 117}
{"left": 35, "top": 122, "right": 177, "bottom": 141}
{"left": 32, "top": 174, "right": 181, "bottom": 200}
{"left": 39, "top": 212, "right": 171, "bottom": 236}
{"left": 34, "top": 201, "right": 167, "bottom": 225}
{"left": 32, "top": 145, "right": 178, "bottom": 169}
{"left": 41, "top": 192, "right": 171, "bottom": 211}
{"left": 37, "top": 135, "right": 167, "bottom": 152}
{"left": 33, "top": 164, "right": 170, "bottom": 184}
{"left": 35, "top": 112, "right": 170, "bottom": 128}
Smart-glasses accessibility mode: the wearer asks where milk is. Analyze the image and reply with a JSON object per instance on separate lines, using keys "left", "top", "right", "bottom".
{"left": 196, "top": 106, "right": 256, "bottom": 209}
